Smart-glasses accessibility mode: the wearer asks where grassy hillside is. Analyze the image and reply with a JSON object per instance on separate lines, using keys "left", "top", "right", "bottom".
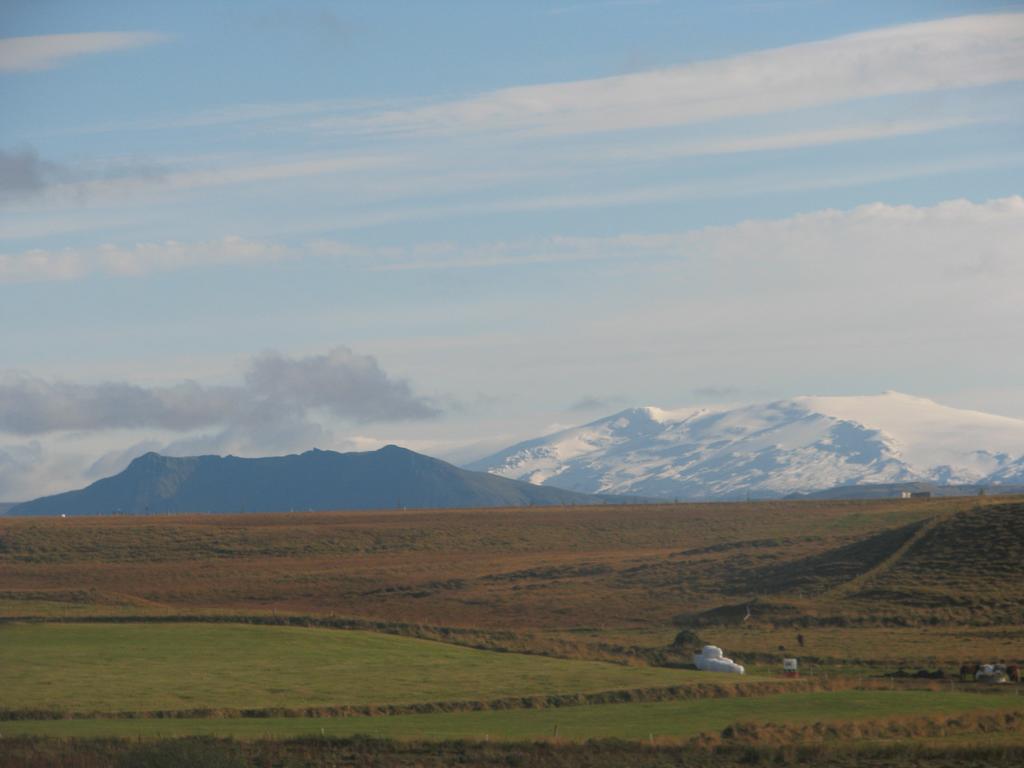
{"left": 2, "top": 498, "right": 1022, "bottom": 668}
{"left": 860, "top": 502, "right": 1024, "bottom": 599}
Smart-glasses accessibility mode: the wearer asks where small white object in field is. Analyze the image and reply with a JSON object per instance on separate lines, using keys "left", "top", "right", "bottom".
{"left": 693, "top": 645, "right": 745, "bottom": 674}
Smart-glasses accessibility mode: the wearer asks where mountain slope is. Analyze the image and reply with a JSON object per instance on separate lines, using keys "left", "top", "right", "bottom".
{"left": 675, "top": 502, "right": 1024, "bottom": 628}
{"left": 8, "top": 446, "right": 631, "bottom": 516}
{"left": 468, "top": 392, "right": 1024, "bottom": 500}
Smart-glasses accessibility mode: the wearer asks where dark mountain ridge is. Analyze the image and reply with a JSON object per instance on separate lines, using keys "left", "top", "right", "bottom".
{"left": 9, "top": 445, "right": 639, "bottom": 516}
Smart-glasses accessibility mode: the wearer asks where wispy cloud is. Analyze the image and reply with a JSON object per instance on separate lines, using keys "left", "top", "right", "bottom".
{"left": 78, "top": 152, "right": 397, "bottom": 197}
{"left": 0, "top": 236, "right": 292, "bottom": 283}
{"left": 12, "top": 192, "right": 1022, "bottom": 283}
{"left": 5, "top": 111, "right": 999, "bottom": 220}
{"left": 0, "top": 32, "right": 166, "bottom": 73}
{"left": 10, "top": 150, "right": 400, "bottom": 208}
{"left": 316, "top": 152, "right": 1023, "bottom": 234}
{"left": 595, "top": 117, "right": 985, "bottom": 163}
{"left": 71, "top": 97, "right": 404, "bottom": 135}
{"left": 314, "top": 13, "right": 1024, "bottom": 137}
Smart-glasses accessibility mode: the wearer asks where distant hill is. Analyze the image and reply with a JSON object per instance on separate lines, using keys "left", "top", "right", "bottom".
{"left": 8, "top": 446, "right": 639, "bottom": 517}
{"left": 0, "top": 502, "right": 17, "bottom": 516}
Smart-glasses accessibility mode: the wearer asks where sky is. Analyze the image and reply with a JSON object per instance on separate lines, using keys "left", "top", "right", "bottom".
{"left": 1, "top": 0, "right": 1023, "bottom": 500}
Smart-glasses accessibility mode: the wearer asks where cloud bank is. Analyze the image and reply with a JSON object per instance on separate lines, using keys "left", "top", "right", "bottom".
{"left": 0, "top": 347, "right": 441, "bottom": 499}
{"left": 0, "top": 346, "right": 439, "bottom": 437}
{"left": 7, "top": 195, "right": 1023, "bottom": 284}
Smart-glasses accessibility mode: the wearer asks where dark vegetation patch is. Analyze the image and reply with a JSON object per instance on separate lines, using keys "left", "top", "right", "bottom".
{"left": 869, "top": 503, "right": 1024, "bottom": 592}
{"left": 670, "top": 536, "right": 821, "bottom": 557}
{"left": 4, "top": 733, "right": 1024, "bottom": 768}
{"left": 482, "top": 564, "right": 613, "bottom": 582}
{"left": 695, "top": 708, "right": 1024, "bottom": 748}
{"left": 731, "top": 522, "right": 922, "bottom": 595}
{"left": 361, "top": 579, "right": 468, "bottom": 597}
{"left": 0, "top": 679, "right": 838, "bottom": 722}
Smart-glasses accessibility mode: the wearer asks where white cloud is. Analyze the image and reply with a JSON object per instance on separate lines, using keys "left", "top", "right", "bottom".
{"left": 310, "top": 196, "right": 1024, "bottom": 322}
{"left": 93, "top": 153, "right": 398, "bottom": 194}
{"left": 491, "top": 196, "right": 1024, "bottom": 286}
{"left": 0, "top": 236, "right": 291, "bottom": 283}
{"left": 595, "top": 117, "right": 984, "bottom": 163}
{"left": 11, "top": 194, "right": 1020, "bottom": 284}
{"left": 314, "top": 13, "right": 1024, "bottom": 137}
{"left": 0, "top": 32, "right": 166, "bottom": 73}
{"left": 494, "top": 196, "right": 1024, "bottom": 372}
{"left": 383, "top": 152, "right": 1021, "bottom": 223}
{"left": 0, "top": 441, "right": 78, "bottom": 501}
{"left": 688, "top": 195, "right": 1024, "bottom": 292}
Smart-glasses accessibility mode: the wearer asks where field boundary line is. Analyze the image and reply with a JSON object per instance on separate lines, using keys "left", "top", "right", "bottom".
{"left": 0, "top": 679, "right": 849, "bottom": 722}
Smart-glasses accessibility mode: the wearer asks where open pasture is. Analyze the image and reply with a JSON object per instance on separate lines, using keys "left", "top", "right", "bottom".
{"left": 0, "top": 622, "right": 715, "bottom": 715}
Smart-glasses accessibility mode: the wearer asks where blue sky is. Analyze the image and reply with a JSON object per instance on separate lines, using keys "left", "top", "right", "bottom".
{"left": 1, "top": 0, "right": 1023, "bottom": 499}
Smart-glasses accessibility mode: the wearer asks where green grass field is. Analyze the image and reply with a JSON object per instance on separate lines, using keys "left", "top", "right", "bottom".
{"left": 4, "top": 691, "right": 1019, "bottom": 742}
{"left": 1, "top": 622, "right": 722, "bottom": 713}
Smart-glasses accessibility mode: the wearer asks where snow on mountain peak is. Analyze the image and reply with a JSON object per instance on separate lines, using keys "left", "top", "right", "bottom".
{"left": 467, "top": 393, "right": 1024, "bottom": 499}
{"left": 791, "top": 392, "right": 1024, "bottom": 477}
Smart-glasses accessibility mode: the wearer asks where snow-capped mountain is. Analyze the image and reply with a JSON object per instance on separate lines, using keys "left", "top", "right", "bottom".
{"left": 466, "top": 392, "right": 1024, "bottom": 499}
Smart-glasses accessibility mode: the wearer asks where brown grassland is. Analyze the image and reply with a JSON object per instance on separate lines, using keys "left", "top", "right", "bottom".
{"left": 2, "top": 496, "right": 1023, "bottom": 766}
{"left": 2, "top": 496, "right": 1022, "bottom": 657}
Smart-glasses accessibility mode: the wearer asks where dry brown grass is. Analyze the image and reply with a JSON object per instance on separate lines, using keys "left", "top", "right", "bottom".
{"left": 2, "top": 497, "right": 1022, "bottom": 667}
